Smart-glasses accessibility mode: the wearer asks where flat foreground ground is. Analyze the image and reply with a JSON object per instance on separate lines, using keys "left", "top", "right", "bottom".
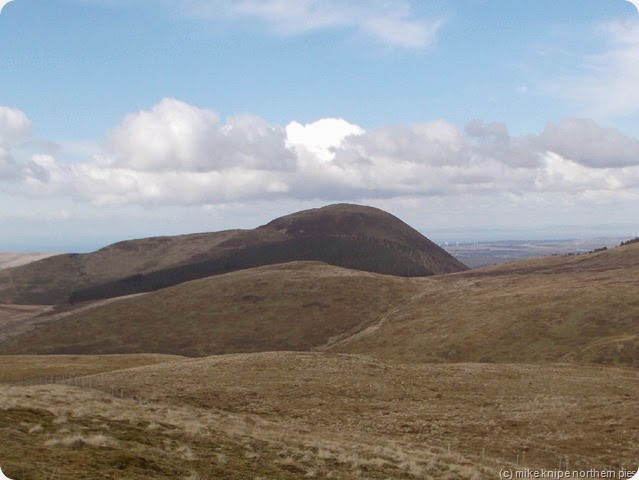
{"left": 1, "top": 353, "right": 637, "bottom": 479}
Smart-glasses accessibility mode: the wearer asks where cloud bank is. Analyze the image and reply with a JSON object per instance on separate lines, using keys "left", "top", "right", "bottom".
{"left": 3, "top": 98, "right": 639, "bottom": 209}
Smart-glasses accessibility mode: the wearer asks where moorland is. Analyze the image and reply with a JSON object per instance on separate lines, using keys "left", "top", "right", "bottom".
{"left": 0, "top": 204, "right": 637, "bottom": 479}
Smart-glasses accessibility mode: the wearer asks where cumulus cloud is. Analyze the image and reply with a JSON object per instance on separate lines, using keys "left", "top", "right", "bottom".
{"left": 107, "top": 98, "right": 294, "bottom": 172}
{"left": 11, "top": 99, "right": 639, "bottom": 208}
{"left": 171, "top": 0, "right": 443, "bottom": 49}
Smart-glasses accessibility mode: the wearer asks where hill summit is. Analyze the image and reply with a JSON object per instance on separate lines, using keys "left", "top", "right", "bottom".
{"left": 0, "top": 204, "right": 467, "bottom": 305}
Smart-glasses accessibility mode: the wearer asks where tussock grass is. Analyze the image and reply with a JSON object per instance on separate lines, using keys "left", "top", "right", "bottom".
{"left": 44, "top": 433, "right": 118, "bottom": 448}
{"left": 2, "top": 352, "right": 633, "bottom": 478}
{"left": 0, "top": 359, "right": 503, "bottom": 479}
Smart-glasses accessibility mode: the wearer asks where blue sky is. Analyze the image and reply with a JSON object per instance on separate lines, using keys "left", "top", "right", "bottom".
{"left": 1, "top": 0, "right": 639, "bottom": 251}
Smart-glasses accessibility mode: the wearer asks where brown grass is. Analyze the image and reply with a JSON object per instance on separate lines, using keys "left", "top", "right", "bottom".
{"left": 2, "top": 244, "right": 639, "bottom": 366}
{"left": 86, "top": 352, "right": 639, "bottom": 471}
{"left": 0, "top": 262, "right": 423, "bottom": 356}
{"left": 0, "top": 382, "right": 493, "bottom": 479}
{"left": 0, "top": 304, "right": 52, "bottom": 342}
{"left": 0, "top": 354, "right": 183, "bottom": 383}
{"left": 0, "top": 352, "right": 637, "bottom": 479}
{"left": 329, "top": 243, "right": 639, "bottom": 365}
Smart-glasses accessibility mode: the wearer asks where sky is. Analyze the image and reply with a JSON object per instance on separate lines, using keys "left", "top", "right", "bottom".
{"left": 1, "top": 0, "right": 639, "bottom": 251}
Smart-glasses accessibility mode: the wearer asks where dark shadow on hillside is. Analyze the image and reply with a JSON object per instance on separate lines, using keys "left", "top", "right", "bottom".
{"left": 69, "top": 235, "right": 433, "bottom": 303}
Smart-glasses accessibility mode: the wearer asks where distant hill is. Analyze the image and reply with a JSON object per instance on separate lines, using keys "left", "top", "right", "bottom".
{"left": 0, "top": 204, "right": 467, "bottom": 305}
{"left": 1, "top": 244, "right": 638, "bottom": 366}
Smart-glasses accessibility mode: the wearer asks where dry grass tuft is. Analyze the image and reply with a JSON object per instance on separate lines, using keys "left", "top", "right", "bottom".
{"left": 44, "top": 433, "right": 118, "bottom": 449}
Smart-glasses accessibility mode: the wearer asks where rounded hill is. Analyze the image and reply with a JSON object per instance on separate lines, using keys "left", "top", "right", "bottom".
{"left": 0, "top": 204, "right": 467, "bottom": 305}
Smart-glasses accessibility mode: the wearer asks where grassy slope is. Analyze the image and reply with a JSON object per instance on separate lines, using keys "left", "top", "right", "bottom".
{"left": 330, "top": 242, "right": 639, "bottom": 365}
{"left": 0, "top": 262, "right": 423, "bottom": 356}
{"left": 0, "top": 354, "right": 184, "bottom": 383}
{"left": 1, "top": 352, "right": 637, "bottom": 479}
{"left": 0, "top": 304, "right": 52, "bottom": 342}
{"left": 2, "top": 244, "right": 638, "bottom": 365}
{"left": 0, "top": 230, "right": 251, "bottom": 305}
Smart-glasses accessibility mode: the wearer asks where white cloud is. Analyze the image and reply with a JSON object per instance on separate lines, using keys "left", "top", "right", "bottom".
{"left": 107, "top": 98, "right": 294, "bottom": 172}
{"left": 285, "top": 118, "right": 364, "bottom": 162}
{"left": 106, "top": 98, "right": 221, "bottom": 171}
{"left": 540, "top": 118, "right": 639, "bottom": 168}
{"left": 344, "top": 121, "right": 466, "bottom": 168}
{"left": 535, "top": 152, "right": 636, "bottom": 193}
{"left": 171, "top": 0, "right": 444, "bottom": 49}
{"left": 10, "top": 99, "right": 639, "bottom": 210}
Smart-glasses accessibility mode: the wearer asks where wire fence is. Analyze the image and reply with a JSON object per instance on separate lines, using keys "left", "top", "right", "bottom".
{"left": 6, "top": 374, "right": 146, "bottom": 403}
